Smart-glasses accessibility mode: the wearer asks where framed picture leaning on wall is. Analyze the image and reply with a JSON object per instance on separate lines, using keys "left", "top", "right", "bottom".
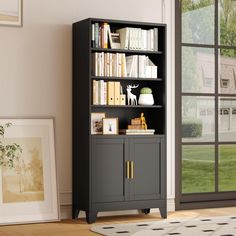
{"left": 0, "top": 118, "right": 59, "bottom": 225}
{"left": 0, "top": 0, "right": 22, "bottom": 26}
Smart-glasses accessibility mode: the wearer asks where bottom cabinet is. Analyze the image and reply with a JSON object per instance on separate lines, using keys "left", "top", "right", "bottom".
{"left": 92, "top": 138, "right": 125, "bottom": 203}
{"left": 87, "top": 136, "right": 166, "bottom": 223}
{"left": 128, "top": 137, "right": 164, "bottom": 201}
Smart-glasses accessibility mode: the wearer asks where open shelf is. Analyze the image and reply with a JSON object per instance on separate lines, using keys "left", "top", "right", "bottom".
{"left": 91, "top": 134, "right": 165, "bottom": 138}
{"left": 91, "top": 105, "right": 163, "bottom": 108}
{"left": 91, "top": 76, "right": 163, "bottom": 81}
{"left": 91, "top": 47, "right": 163, "bottom": 55}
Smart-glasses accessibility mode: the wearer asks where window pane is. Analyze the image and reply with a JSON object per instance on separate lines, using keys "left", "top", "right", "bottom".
{"left": 182, "top": 96, "right": 215, "bottom": 142}
{"left": 219, "top": 49, "right": 236, "bottom": 94}
{"left": 219, "top": 0, "right": 236, "bottom": 46}
{"left": 182, "top": 47, "right": 215, "bottom": 93}
{"left": 219, "top": 145, "right": 236, "bottom": 191}
{"left": 182, "top": 145, "right": 215, "bottom": 194}
{"left": 219, "top": 97, "right": 236, "bottom": 141}
{"left": 182, "top": 0, "right": 214, "bottom": 45}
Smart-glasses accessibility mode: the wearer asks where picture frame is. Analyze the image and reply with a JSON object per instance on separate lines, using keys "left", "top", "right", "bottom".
{"left": 0, "top": 0, "right": 22, "bottom": 27}
{"left": 0, "top": 118, "right": 59, "bottom": 225}
{"left": 103, "top": 118, "right": 119, "bottom": 135}
{"left": 91, "top": 113, "right": 105, "bottom": 134}
{"left": 108, "top": 32, "right": 121, "bottom": 49}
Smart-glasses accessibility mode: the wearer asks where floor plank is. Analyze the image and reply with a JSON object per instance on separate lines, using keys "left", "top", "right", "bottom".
{"left": 0, "top": 207, "right": 236, "bottom": 236}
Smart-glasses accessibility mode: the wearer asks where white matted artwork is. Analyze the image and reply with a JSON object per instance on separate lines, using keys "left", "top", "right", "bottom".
{"left": 0, "top": 118, "right": 59, "bottom": 225}
{"left": 0, "top": 0, "right": 22, "bottom": 26}
{"left": 103, "top": 118, "right": 119, "bottom": 135}
{"left": 91, "top": 113, "right": 105, "bottom": 134}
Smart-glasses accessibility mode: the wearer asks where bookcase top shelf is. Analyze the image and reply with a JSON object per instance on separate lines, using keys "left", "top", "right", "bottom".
{"left": 91, "top": 134, "right": 166, "bottom": 138}
{"left": 91, "top": 47, "right": 163, "bottom": 55}
{"left": 87, "top": 18, "right": 167, "bottom": 28}
{"left": 91, "top": 105, "right": 163, "bottom": 108}
{"left": 91, "top": 76, "right": 163, "bottom": 81}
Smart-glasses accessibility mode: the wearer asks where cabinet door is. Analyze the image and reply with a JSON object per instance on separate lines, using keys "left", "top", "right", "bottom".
{"left": 128, "top": 137, "right": 164, "bottom": 201}
{"left": 92, "top": 138, "right": 125, "bottom": 203}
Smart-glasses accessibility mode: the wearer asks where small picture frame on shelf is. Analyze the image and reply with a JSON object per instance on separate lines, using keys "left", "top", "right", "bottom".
{"left": 91, "top": 113, "right": 105, "bottom": 134}
{"left": 103, "top": 118, "right": 119, "bottom": 135}
{"left": 108, "top": 32, "right": 121, "bottom": 49}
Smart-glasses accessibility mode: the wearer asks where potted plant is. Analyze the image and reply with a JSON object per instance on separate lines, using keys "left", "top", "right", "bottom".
{"left": 138, "top": 87, "right": 154, "bottom": 105}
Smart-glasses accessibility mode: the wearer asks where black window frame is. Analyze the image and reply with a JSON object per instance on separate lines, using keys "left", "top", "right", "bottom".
{"left": 175, "top": 0, "right": 236, "bottom": 210}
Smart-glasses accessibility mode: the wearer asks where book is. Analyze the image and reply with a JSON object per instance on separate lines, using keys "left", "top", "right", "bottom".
{"left": 107, "top": 81, "right": 115, "bottom": 105}
{"left": 120, "top": 129, "right": 155, "bottom": 135}
{"left": 154, "top": 28, "right": 158, "bottom": 51}
{"left": 91, "top": 24, "right": 95, "bottom": 47}
{"left": 94, "top": 23, "right": 99, "bottom": 48}
{"left": 116, "top": 27, "right": 129, "bottom": 49}
{"left": 93, "top": 80, "right": 98, "bottom": 105}
{"left": 120, "top": 94, "right": 126, "bottom": 105}
{"left": 114, "top": 82, "right": 120, "bottom": 105}
{"left": 109, "top": 32, "right": 121, "bottom": 49}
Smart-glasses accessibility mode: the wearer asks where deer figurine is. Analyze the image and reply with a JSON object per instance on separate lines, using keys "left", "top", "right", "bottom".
{"left": 126, "top": 84, "right": 139, "bottom": 105}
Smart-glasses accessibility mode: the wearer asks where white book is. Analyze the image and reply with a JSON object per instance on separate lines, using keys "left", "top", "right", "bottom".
{"left": 138, "top": 28, "right": 142, "bottom": 50}
{"left": 126, "top": 55, "right": 135, "bottom": 77}
{"left": 129, "top": 28, "right": 134, "bottom": 50}
{"left": 100, "top": 80, "right": 105, "bottom": 105}
{"left": 147, "top": 30, "right": 151, "bottom": 51}
{"left": 116, "top": 53, "right": 120, "bottom": 77}
{"left": 151, "top": 66, "right": 158, "bottom": 78}
{"left": 138, "top": 55, "right": 146, "bottom": 78}
{"left": 118, "top": 53, "right": 122, "bottom": 77}
{"left": 134, "top": 28, "right": 138, "bottom": 50}
{"left": 150, "top": 29, "right": 154, "bottom": 51}
{"left": 91, "top": 24, "right": 95, "bottom": 47}
{"left": 104, "top": 82, "right": 107, "bottom": 105}
{"left": 98, "top": 53, "right": 101, "bottom": 76}
{"left": 141, "top": 30, "right": 147, "bottom": 50}
{"left": 116, "top": 27, "right": 129, "bottom": 49}
{"left": 109, "top": 53, "right": 113, "bottom": 76}
{"left": 154, "top": 28, "right": 158, "bottom": 51}
{"left": 101, "top": 52, "right": 105, "bottom": 76}
{"left": 145, "top": 66, "right": 152, "bottom": 78}
{"left": 133, "top": 55, "right": 138, "bottom": 77}
{"left": 121, "top": 54, "right": 127, "bottom": 77}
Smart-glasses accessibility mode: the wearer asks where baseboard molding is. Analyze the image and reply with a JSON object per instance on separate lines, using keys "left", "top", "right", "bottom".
{"left": 60, "top": 198, "right": 175, "bottom": 220}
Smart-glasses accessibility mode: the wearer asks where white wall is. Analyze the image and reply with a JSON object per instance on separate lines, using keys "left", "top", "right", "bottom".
{"left": 0, "top": 0, "right": 175, "bottom": 219}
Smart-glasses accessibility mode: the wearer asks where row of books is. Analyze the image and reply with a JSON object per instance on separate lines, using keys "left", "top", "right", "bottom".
{"left": 91, "top": 22, "right": 159, "bottom": 51}
{"left": 92, "top": 52, "right": 158, "bottom": 78}
{"left": 117, "top": 27, "right": 158, "bottom": 51}
{"left": 92, "top": 22, "right": 110, "bottom": 49}
{"left": 93, "top": 80, "right": 126, "bottom": 105}
{"left": 92, "top": 52, "right": 126, "bottom": 77}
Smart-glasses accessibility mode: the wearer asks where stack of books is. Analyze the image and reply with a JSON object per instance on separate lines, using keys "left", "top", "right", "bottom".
{"left": 120, "top": 129, "right": 155, "bottom": 135}
{"left": 120, "top": 117, "right": 155, "bottom": 135}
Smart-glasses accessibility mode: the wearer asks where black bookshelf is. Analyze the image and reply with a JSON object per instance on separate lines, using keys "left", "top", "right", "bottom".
{"left": 73, "top": 18, "right": 167, "bottom": 223}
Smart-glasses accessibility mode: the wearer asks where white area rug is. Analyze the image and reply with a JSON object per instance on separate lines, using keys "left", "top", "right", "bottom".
{"left": 91, "top": 215, "right": 236, "bottom": 235}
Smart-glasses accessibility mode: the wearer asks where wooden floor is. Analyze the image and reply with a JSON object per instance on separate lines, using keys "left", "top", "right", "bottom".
{"left": 1, "top": 207, "right": 236, "bottom": 236}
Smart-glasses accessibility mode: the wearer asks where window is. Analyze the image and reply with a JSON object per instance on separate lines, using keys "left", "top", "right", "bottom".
{"left": 176, "top": 0, "right": 236, "bottom": 208}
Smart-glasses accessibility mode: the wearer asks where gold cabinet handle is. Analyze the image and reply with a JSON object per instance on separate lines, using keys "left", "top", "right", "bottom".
{"left": 130, "top": 161, "right": 134, "bottom": 179}
{"left": 126, "top": 161, "right": 130, "bottom": 179}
